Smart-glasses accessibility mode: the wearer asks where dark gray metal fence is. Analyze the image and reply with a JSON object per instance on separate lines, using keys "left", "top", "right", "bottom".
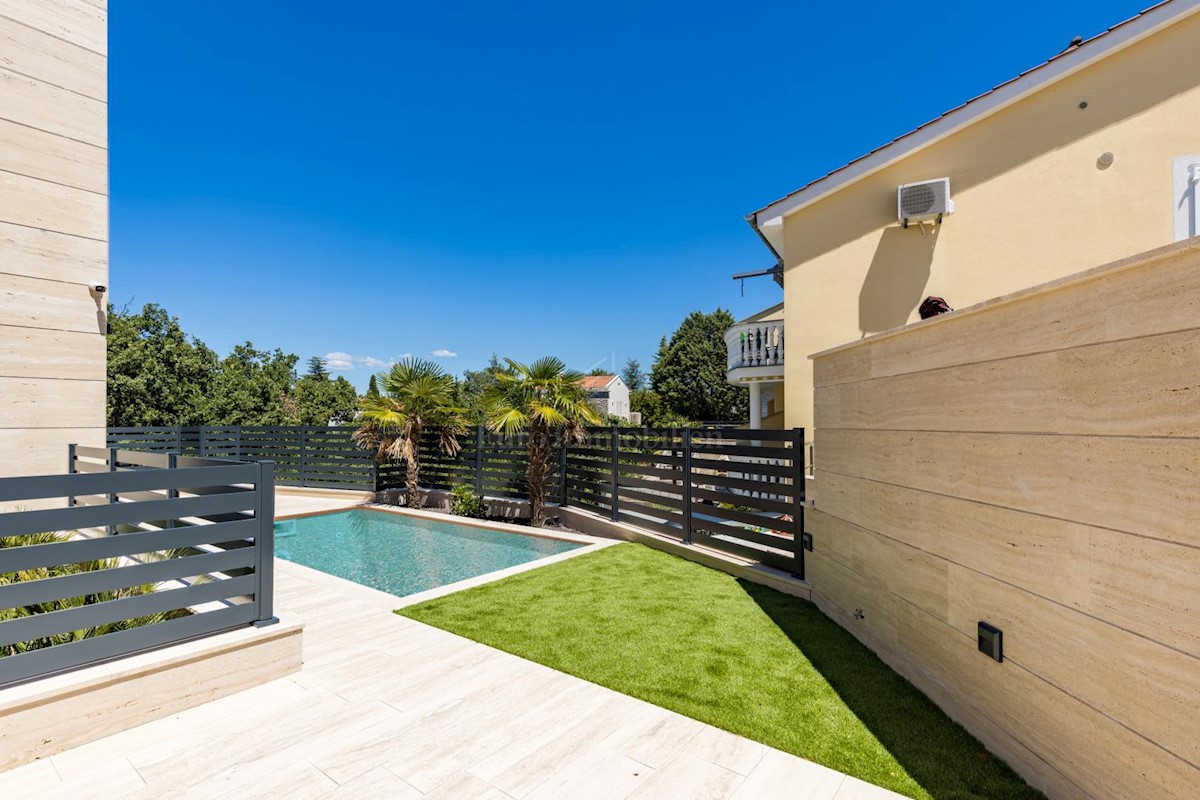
{"left": 565, "top": 427, "right": 806, "bottom": 575}
{"left": 378, "top": 429, "right": 563, "bottom": 501}
{"left": 108, "top": 425, "right": 805, "bottom": 576}
{"left": 0, "top": 446, "right": 276, "bottom": 688}
{"left": 108, "top": 426, "right": 373, "bottom": 490}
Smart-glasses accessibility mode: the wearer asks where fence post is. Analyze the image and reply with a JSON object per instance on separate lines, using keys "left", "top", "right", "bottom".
{"left": 67, "top": 443, "right": 77, "bottom": 507}
{"left": 474, "top": 425, "right": 484, "bottom": 496}
{"left": 199, "top": 425, "right": 208, "bottom": 457}
{"left": 107, "top": 446, "right": 119, "bottom": 535}
{"left": 253, "top": 460, "right": 278, "bottom": 627}
{"left": 166, "top": 453, "right": 178, "bottom": 529}
{"left": 175, "top": 426, "right": 183, "bottom": 453}
{"left": 235, "top": 428, "right": 243, "bottom": 461}
{"left": 299, "top": 427, "right": 308, "bottom": 487}
{"left": 558, "top": 432, "right": 568, "bottom": 505}
{"left": 610, "top": 423, "right": 619, "bottom": 521}
{"left": 792, "top": 427, "right": 806, "bottom": 580}
{"left": 682, "top": 427, "right": 693, "bottom": 544}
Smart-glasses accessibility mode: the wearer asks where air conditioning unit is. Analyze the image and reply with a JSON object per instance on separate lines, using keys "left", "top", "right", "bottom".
{"left": 898, "top": 178, "right": 954, "bottom": 227}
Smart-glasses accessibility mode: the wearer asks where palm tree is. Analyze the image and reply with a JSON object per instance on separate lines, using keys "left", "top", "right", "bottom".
{"left": 484, "top": 357, "right": 601, "bottom": 527}
{"left": 353, "top": 358, "right": 467, "bottom": 509}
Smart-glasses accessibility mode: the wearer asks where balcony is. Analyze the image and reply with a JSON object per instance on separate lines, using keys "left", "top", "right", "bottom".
{"left": 725, "top": 320, "right": 785, "bottom": 384}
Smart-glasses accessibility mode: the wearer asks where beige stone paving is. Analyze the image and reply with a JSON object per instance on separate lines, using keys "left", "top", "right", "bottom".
{"left": 0, "top": 494, "right": 907, "bottom": 800}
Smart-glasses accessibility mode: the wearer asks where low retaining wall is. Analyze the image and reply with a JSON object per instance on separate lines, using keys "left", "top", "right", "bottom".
{"left": 374, "top": 488, "right": 531, "bottom": 520}
{"left": 558, "top": 506, "right": 810, "bottom": 601}
{"left": 0, "top": 621, "right": 302, "bottom": 772}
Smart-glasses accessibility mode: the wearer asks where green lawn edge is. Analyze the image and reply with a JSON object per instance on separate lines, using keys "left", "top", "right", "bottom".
{"left": 397, "top": 542, "right": 1043, "bottom": 800}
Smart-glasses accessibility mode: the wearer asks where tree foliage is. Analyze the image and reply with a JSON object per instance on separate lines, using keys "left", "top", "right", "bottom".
{"left": 457, "top": 353, "right": 503, "bottom": 423}
{"left": 107, "top": 304, "right": 218, "bottom": 426}
{"left": 621, "top": 358, "right": 646, "bottom": 392}
{"left": 650, "top": 309, "right": 748, "bottom": 423}
{"left": 106, "top": 304, "right": 364, "bottom": 427}
{"left": 305, "top": 356, "right": 330, "bottom": 380}
{"left": 630, "top": 388, "right": 689, "bottom": 427}
{"left": 484, "top": 357, "right": 600, "bottom": 526}
{"left": 354, "top": 358, "right": 467, "bottom": 508}
{"left": 206, "top": 344, "right": 300, "bottom": 425}
{"left": 295, "top": 372, "right": 359, "bottom": 425}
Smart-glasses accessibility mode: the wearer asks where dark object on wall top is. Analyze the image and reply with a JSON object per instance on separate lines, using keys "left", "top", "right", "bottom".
{"left": 919, "top": 296, "right": 953, "bottom": 319}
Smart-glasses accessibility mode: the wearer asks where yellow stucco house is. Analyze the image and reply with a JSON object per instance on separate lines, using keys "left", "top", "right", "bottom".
{"left": 730, "top": 0, "right": 1200, "bottom": 442}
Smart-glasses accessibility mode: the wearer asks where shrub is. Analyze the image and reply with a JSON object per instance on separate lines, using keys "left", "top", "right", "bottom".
{"left": 0, "top": 531, "right": 190, "bottom": 657}
{"left": 450, "top": 484, "right": 488, "bottom": 519}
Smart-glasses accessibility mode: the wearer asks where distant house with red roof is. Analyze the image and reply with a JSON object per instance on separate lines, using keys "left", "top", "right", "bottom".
{"left": 579, "top": 375, "right": 631, "bottom": 421}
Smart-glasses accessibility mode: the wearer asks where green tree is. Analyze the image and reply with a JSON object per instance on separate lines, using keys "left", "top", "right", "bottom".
{"left": 206, "top": 344, "right": 300, "bottom": 425}
{"left": 621, "top": 358, "right": 646, "bottom": 392}
{"left": 484, "top": 357, "right": 601, "bottom": 527}
{"left": 294, "top": 373, "right": 359, "bottom": 425}
{"left": 630, "top": 388, "right": 690, "bottom": 427}
{"left": 305, "top": 356, "right": 330, "bottom": 380}
{"left": 457, "top": 353, "right": 503, "bottom": 423}
{"left": 366, "top": 374, "right": 381, "bottom": 399}
{"left": 587, "top": 367, "right": 610, "bottom": 376}
{"left": 106, "top": 303, "right": 218, "bottom": 426}
{"left": 651, "top": 309, "right": 748, "bottom": 423}
{"left": 353, "top": 358, "right": 467, "bottom": 509}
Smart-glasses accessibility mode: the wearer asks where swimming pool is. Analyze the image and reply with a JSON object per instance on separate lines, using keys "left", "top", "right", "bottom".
{"left": 273, "top": 509, "right": 583, "bottom": 597}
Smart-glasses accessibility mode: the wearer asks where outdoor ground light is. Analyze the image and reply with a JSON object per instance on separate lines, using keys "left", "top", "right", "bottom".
{"left": 978, "top": 621, "right": 1003, "bottom": 662}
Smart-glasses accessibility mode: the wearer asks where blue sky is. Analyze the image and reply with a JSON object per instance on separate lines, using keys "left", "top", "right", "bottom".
{"left": 111, "top": 1, "right": 1143, "bottom": 389}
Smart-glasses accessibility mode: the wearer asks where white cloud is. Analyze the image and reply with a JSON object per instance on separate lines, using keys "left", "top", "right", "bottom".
{"left": 322, "top": 352, "right": 397, "bottom": 371}
{"left": 323, "top": 351, "right": 355, "bottom": 370}
{"left": 431, "top": 349, "right": 458, "bottom": 358}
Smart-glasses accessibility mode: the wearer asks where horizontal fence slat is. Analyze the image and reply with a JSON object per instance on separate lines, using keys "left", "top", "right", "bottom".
{"left": 0, "top": 547, "right": 255, "bottom": 609}
{"left": 617, "top": 474, "right": 685, "bottom": 496}
{"left": 0, "top": 464, "right": 258, "bottom": 503}
{"left": 692, "top": 515, "right": 794, "bottom": 551}
{"left": 692, "top": 428, "right": 795, "bottom": 442}
{"left": 0, "top": 574, "right": 256, "bottom": 648}
{"left": 690, "top": 486, "right": 795, "bottom": 515}
{"left": 617, "top": 496, "right": 686, "bottom": 526}
{"left": 0, "top": 491, "right": 259, "bottom": 539}
{"left": 691, "top": 457, "right": 794, "bottom": 480}
{"left": 2, "top": 518, "right": 259, "bottom": 573}
{"left": 693, "top": 532, "right": 795, "bottom": 571}
{"left": 693, "top": 503, "right": 796, "bottom": 534}
{"left": 615, "top": 511, "right": 685, "bottom": 541}
{"left": 699, "top": 472, "right": 795, "bottom": 498}
{"left": 0, "top": 604, "right": 257, "bottom": 688}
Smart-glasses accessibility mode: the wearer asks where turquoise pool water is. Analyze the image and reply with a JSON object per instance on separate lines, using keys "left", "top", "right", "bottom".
{"left": 274, "top": 509, "right": 582, "bottom": 597}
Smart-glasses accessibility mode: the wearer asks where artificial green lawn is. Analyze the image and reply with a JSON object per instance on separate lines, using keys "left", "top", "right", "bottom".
{"left": 398, "top": 543, "right": 1043, "bottom": 800}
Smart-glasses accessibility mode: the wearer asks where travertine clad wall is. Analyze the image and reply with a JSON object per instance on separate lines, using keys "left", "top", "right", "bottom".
{"left": 0, "top": 1, "right": 107, "bottom": 480}
{"left": 808, "top": 239, "right": 1200, "bottom": 800}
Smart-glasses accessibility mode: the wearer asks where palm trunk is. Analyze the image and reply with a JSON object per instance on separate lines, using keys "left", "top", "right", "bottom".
{"left": 407, "top": 422, "right": 423, "bottom": 508}
{"left": 526, "top": 421, "right": 551, "bottom": 526}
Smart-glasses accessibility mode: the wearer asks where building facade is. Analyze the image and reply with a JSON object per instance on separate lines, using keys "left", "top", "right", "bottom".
{"left": 580, "top": 375, "right": 631, "bottom": 421}
{"left": 736, "top": 1, "right": 1200, "bottom": 441}
{"left": 0, "top": 1, "right": 108, "bottom": 484}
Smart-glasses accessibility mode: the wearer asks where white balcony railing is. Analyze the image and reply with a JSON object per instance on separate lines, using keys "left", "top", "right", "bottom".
{"left": 726, "top": 320, "right": 784, "bottom": 371}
